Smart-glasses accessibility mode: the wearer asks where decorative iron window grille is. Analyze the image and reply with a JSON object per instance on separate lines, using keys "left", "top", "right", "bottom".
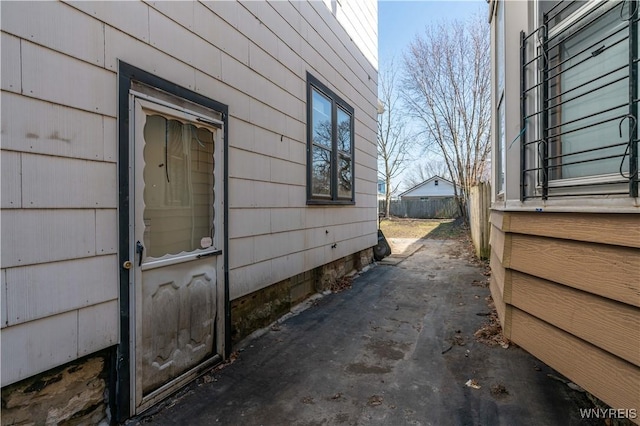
{"left": 520, "top": 0, "right": 639, "bottom": 200}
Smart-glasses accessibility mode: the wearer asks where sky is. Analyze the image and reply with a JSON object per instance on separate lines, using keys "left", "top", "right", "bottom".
{"left": 377, "top": 0, "right": 488, "bottom": 191}
{"left": 378, "top": 0, "right": 488, "bottom": 68}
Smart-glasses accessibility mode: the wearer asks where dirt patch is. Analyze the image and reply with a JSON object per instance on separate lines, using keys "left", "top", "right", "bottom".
{"left": 330, "top": 276, "right": 353, "bottom": 293}
{"left": 490, "top": 383, "right": 509, "bottom": 398}
{"left": 379, "top": 218, "right": 453, "bottom": 239}
{"left": 301, "top": 396, "right": 314, "bottom": 404}
{"left": 367, "top": 395, "right": 384, "bottom": 406}
{"left": 345, "top": 363, "right": 392, "bottom": 375}
{"left": 425, "top": 217, "right": 467, "bottom": 240}
{"left": 365, "top": 340, "right": 409, "bottom": 361}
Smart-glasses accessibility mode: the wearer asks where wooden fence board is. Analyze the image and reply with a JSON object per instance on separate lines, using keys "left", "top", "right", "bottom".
{"left": 468, "top": 183, "right": 491, "bottom": 259}
{"left": 379, "top": 198, "right": 458, "bottom": 219}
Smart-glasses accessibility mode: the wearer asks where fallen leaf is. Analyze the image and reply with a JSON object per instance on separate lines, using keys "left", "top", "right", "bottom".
{"left": 367, "top": 395, "right": 383, "bottom": 406}
{"left": 465, "top": 379, "right": 481, "bottom": 389}
{"left": 490, "top": 383, "right": 508, "bottom": 396}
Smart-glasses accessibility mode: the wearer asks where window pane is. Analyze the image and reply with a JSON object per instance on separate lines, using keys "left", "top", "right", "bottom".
{"left": 312, "top": 89, "right": 332, "bottom": 148}
{"left": 338, "top": 155, "right": 352, "bottom": 198}
{"left": 312, "top": 145, "right": 332, "bottom": 196}
{"left": 549, "top": 7, "right": 628, "bottom": 179}
{"left": 337, "top": 107, "right": 352, "bottom": 152}
{"left": 143, "top": 115, "right": 215, "bottom": 257}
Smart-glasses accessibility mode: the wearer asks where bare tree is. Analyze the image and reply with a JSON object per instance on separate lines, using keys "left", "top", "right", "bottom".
{"left": 377, "top": 59, "right": 414, "bottom": 217}
{"left": 402, "top": 13, "right": 491, "bottom": 218}
{"left": 403, "top": 158, "right": 450, "bottom": 190}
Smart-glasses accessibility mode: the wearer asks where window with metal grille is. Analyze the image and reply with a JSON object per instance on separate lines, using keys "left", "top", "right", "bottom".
{"left": 520, "top": 0, "right": 638, "bottom": 200}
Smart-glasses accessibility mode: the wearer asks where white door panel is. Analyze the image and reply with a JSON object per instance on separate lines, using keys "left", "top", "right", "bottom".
{"left": 131, "top": 96, "right": 224, "bottom": 412}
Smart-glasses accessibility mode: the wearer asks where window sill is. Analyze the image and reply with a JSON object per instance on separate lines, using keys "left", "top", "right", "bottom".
{"left": 306, "top": 199, "right": 355, "bottom": 206}
{"left": 491, "top": 196, "right": 640, "bottom": 214}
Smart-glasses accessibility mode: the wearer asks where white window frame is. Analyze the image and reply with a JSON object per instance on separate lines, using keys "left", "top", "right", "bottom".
{"left": 536, "top": 0, "right": 629, "bottom": 193}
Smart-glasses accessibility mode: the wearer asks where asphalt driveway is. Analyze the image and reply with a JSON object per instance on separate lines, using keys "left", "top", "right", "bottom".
{"left": 132, "top": 238, "right": 597, "bottom": 426}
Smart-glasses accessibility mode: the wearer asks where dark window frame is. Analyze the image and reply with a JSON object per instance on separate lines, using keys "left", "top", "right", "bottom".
{"left": 306, "top": 72, "right": 355, "bottom": 205}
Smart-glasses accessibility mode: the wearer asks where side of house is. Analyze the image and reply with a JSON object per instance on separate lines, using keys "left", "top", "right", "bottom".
{"left": 399, "top": 176, "right": 456, "bottom": 200}
{"left": 489, "top": 0, "right": 639, "bottom": 420}
{"left": 0, "top": 1, "right": 378, "bottom": 423}
{"left": 377, "top": 179, "right": 387, "bottom": 200}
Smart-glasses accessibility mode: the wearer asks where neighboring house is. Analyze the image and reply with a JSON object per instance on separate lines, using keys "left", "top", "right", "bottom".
{"left": 0, "top": 1, "right": 378, "bottom": 423}
{"left": 377, "top": 178, "right": 386, "bottom": 200}
{"left": 398, "top": 176, "right": 457, "bottom": 200}
{"left": 489, "top": 0, "right": 639, "bottom": 419}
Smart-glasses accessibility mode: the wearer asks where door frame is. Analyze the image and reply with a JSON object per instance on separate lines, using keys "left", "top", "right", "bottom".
{"left": 116, "top": 61, "right": 230, "bottom": 421}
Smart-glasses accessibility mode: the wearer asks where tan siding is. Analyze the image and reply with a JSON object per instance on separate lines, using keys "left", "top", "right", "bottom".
{"left": 270, "top": 208, "right": 305, "bottom": 234}
{"left": 511, "top": 308, "right": 640, "bottom": 414}
{"left": 489, "top": 275, "right": 507, "bottom": 334}
{"left": 146, "top": 0, "right": 195, "bottom": 31}
{"left": 1, "top": 1, "right": 105, "bottom": 66}
{"left": 253, "top": 231, "right": 306, "bottom": 263}
{"left": 489, "top": 225, "right": 507, "bottom": 264}
{"left": 66, "top": 1, "right": 150, "bottom": 42}
{"left": 1, "top": 92, "right": 106, "bottom": 161}
{"left": 77, "top": 300, "right": 118, "bottom": 357}
{"left": 21, "top": 154, "right": 116, "bottom": 208}
{"left": 490, "top": 249, "right": 506, "bottom": 299}
{"left": 271, "top": 251, "right": 306, "bottom": 284}
{"left": 510, "top": 234, "right": 640, "bottom": 307}
{"left": 21, "top": 41, "right": 116, "bottom": 115}
{"left": 229, "top": 259, "right": 273, "bottom": 300}
{"left": 507, "top": 212, "right": 640, "bottom": 249}
{"left": 5, "top": 256, "right": 118, "bottom": 326}
{"left": 96, "top": 209, "right": 118, "bottom": 255}
{"left": 236, "top": 3, "right": 279, "bottom": 62}
{"left": 228, "top": 208, "right": 271, "bottom": 239}
{"left": 512, "top": 271, "right": 640, "bottom": 366}
{"left": 228, "top": 237, "right": 256, "bottom": 270}
{"left": 1, "top": 150, "right": 21, "bottom": 208}
{"left": 270, "top": 158, "right": 306, "bottom": 185}
{"left": 228, "top": 147, "right": 272, "bottom": 181}
{"left": 1, "top": 32, "right": 21, "bottom": 92}
{"left": 193, "top": 73, "right": 251, "bottom": 122}
{"left": 103, "top": 117, "right": 117, "bottom": 162}
{"left": 1, "top": 270, "right": 7, "bottom": 328}
{"left": 104, "top": 25, "right": 198, "bottom": 90}
{"left": 1, "top": 210, "right": 96, "bottom": 268}
{"left": 148, "top": 7, "right": 223, "bottom": 79}
{"left": 491, "top": 210, "right": 640, "bottom": 419}
{"left": 1, "top": 311, "right": 78, "bottom": 387}
{"left": 490, "top": 210, "right": 504, "bottom": 230}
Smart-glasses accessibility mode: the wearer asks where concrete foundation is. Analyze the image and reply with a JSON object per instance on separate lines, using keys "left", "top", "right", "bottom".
{"left": 231, "top": 247, "right": 373, "bottom": 343}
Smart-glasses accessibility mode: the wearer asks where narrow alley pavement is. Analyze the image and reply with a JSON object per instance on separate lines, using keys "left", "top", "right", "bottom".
{"left": 134, "top": 238, "right": 597, "bottom": 426}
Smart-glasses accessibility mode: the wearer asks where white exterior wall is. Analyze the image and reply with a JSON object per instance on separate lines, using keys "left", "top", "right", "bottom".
{"left": 401, "top": 179, "right": 456, "bottom": 199}
{"left": 491, "top": 0, "right": 638, "bottom": 211}
{"left": 0, "top": 0, "right": 378, "bottom": 386}
{"left": 490, "top": 0, "right": 528, "bottom": 204}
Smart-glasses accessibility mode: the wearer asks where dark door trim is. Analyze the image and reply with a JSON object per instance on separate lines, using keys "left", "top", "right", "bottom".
{"left": 116, "top": 61, "right": 230, "bottom": 421}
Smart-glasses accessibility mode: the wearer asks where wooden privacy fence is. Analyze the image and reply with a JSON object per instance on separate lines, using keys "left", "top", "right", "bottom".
{"left": 467, "top": 182, "right": 491, "bottom": 259}
{"left": 379, "top": 198, "right": 458, "bottom": 219}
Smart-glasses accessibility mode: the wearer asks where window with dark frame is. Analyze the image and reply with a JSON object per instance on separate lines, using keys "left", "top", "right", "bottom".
{"left": 307, "top": 73, "right": 355, "bottom": 204}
